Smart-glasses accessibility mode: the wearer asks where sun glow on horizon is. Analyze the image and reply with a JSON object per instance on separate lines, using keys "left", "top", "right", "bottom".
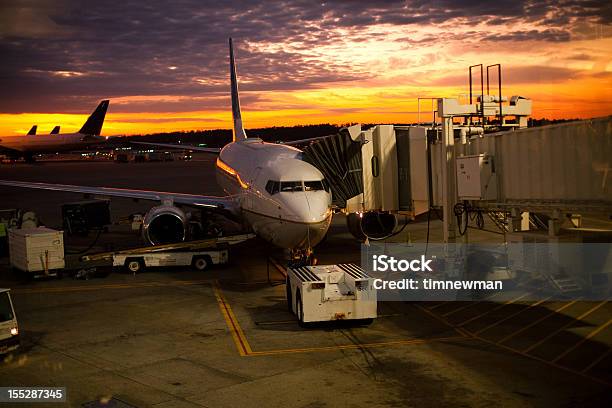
{"left": 1, "top": 23, "right": 610, "bottom": 136}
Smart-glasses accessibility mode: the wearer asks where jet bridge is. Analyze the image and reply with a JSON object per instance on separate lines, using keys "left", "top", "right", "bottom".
{"left": 430, "top": 100, "right": 612, "bottom": 240}
{"left": 303, "top": 63, "right": 610, "bottom": 243}
{"left": 303, "top": 124, "right": 429, "bottom": 240}
{"left": 302, "top": 126, "right": 363, "bottom": 208}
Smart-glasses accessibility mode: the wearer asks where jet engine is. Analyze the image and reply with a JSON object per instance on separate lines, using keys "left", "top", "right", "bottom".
{"left": 346, "top": 212, "right": 398, "bottom": 241}
{"left": 142, "top": 205, "right": 187, "bottom": 245}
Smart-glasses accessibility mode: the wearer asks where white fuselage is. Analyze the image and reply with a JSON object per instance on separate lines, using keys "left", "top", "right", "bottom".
{"left": 216, "top": 138, "right": 332, "bottom": 249}
{"left": 0, "top": 133, "right": 103, "bottom": 153}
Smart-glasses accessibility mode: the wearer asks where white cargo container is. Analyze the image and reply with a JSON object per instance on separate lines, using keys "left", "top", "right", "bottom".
{"left": 286, "top": 263, "right": 377, "bottom": 325}
{"left": 9, "top": 227, "right": 65, "bottom": 276}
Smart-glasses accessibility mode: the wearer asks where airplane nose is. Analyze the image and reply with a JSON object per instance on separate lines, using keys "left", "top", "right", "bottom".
{"left": 303, "top": 191, "right": 331, "bottom": 223}
{"left": 272, "top": 192, "right": 332, "bottom": 249}
{"left": 281, "top": 191, "right": 330, "bottom": 223}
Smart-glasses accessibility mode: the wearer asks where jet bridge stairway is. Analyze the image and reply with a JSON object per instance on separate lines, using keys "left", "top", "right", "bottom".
{"left": 549, "top": 275, "right": 582, "bottom": 294}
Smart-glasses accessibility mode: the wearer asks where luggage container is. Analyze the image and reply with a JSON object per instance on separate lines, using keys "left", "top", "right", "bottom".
{"left": 9, "top": 227, "right": 65, "bottom": 276}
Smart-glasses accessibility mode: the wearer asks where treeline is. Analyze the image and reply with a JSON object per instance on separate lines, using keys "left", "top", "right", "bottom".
{"left": 528, "top": 118, "right": 582, "bottom": 127}
{"left": 122, "top": 124, "right": 346, "bottom": 148}
{"left": 114, "top": 119, "right": 586, "bottom": 149}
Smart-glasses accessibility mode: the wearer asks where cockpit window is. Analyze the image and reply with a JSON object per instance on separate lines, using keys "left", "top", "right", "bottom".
{"left": 280, "top": 181, "right": 303, "bottom": 192}
{"left": 266, "top": 179, "right": 329, "bottom": 195}
{"left": 304, "top": 181, "right": 324, "bottom": 191}
{"left": 322, "top": 178, "right": 330, "bottom": 193}
{"left": 265, "top": 180, "right": 280, "bottom": 195}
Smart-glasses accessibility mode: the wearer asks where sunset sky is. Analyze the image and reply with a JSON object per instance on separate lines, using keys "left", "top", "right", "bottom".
{"left": 0, "top": 0, "right": 611, "bottom": 136}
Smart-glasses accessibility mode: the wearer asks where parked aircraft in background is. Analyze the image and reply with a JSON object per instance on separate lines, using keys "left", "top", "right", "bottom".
{"left": 0, "top": 100, "right": 109, "bottom": 162}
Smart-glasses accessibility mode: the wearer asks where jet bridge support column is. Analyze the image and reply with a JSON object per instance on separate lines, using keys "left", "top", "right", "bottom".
{"left": 437, "top": 98, "right": 478, "bottom": 243}
{"left": 441, "top": 114, "right": 457, "bottom": 243}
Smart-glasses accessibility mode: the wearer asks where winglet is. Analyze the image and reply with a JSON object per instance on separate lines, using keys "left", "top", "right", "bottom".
{"left": 50, "top": 126, "right": 60, "bottom": 134}
{"left": 27, "top": 125, "right": 37, "bottom": 135}
{"left": 229, "top": 38, "right": 247, "bottom": 141}
{"left": 78, "top": 100, "right": 109, "bottom": 136}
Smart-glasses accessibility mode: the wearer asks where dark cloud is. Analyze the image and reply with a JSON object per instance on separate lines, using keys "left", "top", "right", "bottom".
{"left": 431, "top": 66, "right": 584, "bottom": 87}
{"left": 566, "top": 53, "right": 595, "bottom": 60}
{"left": 482, "top": 29, "right": 571, "bottom": 43}
{"left": 0, "top": 0, "right": 608, "bottom": 113}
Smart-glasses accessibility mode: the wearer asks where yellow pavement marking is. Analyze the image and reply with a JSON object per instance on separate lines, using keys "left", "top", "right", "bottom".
{"left": 457, "top": 292, "right": 530, "bottom": 327}
{"left": 212, "top": 281, "right": 252, "bottom": 356}
{"left": 442, "top": 303, "right": 476, "bottom": 317}
{"left": 212, "top": 283, "right": 468, "bottom": 357}
{"left": 427, "top": 300, "right": 612, "bottom": 388}
{"left": 498, "top": 300, "right": 579, "bottom": 344}
{"left": 441, "top": 291, "right": 505, "bottom": 317}
{"left": 463, "top": 325, "right": 612, "bottom": 388}
{"left": 12, "top": 279, "right": 212, "bottom": 294}
{"left": 416, "top": 304, "right": 472, "bottom": 338}
{"left": 246, "top": 336, "right": 468, "bottom": 356}
{"left": 475, "top": 297, "right": 552, "bottom": 335}
{"left": 582, "top": 348, "right": 612, "bottom": 374}
{"left": 426, "top": 302, "right": 447, "bottom": 310}
{"left": 552, "top": 318, "right": 612, "bottom": 364}
{"left": 523, "top": 300, "right": 608, "bottom": 353}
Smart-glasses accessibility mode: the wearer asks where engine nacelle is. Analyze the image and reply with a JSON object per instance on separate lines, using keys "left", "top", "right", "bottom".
{"left": 142, "top": 205, "right": 187, "bottom": 245}
{"left": 346, "top": 212, "right": 398, "bottom": 241}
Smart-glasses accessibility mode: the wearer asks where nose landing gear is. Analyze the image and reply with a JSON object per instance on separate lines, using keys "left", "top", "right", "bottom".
{"left": 288, "top": 247, "right": 317, "bottom": 268}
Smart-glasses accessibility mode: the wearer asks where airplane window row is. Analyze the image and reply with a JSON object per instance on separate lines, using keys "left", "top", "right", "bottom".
{"left": 265, "top": 180, "right": 329, "bottom": 195}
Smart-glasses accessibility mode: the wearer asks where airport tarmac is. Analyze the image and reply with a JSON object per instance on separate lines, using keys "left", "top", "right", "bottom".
{"left": 0, "top": 159, "right": 611, "bottom": 407}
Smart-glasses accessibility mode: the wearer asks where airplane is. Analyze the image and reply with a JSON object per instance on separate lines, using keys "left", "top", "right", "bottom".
{"left": 0, "top": 38, "right": 333, "bottom": 257}
{"left": 0, "top": 100, "right": 110, "bottom": 162}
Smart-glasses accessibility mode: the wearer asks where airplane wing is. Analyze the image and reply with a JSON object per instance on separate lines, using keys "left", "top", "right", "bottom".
{"left": 0, "top": 180, "right": 239, "bottom": 213}
{"left": 131, "top": 141, "right": 221, "bottom": 153}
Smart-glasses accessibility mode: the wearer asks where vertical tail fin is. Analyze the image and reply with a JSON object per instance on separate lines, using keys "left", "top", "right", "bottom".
{"left": 78, "top": 100, "right": 109, "bottom": 135}
{"left": 50, "top": 126, "right": 60, "bottom": 134}
{"left": 27, "top": 125, "right": 37, "bottom": 135}
{"left": 229, "top": 38, "right": 247, "bottom": 141}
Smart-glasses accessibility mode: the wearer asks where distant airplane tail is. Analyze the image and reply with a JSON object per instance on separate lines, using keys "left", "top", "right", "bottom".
{"left": 229, "top": 38, "right": 247, "bottom": 141}
{"left": 50, "top": 126, "right": 60, "bottom": 134}
{"left": 79, "top": 100, "right": 109, "bottom": 135}
{"left": 27, "top": 125, "right": 37, "bottom": 135}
